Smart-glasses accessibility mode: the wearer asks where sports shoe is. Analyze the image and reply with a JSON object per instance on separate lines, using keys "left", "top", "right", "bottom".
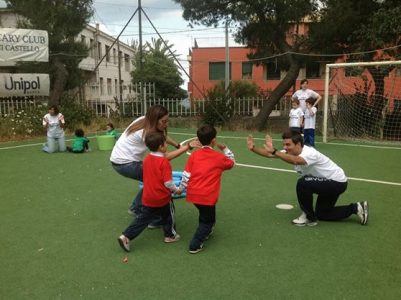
{"left": 292, "top": 212, "right": 318, "bottom": 226}
{"left": 127, "top": 209, "right": 136, "bottom": 216}
{"left": 164, "top": 234, "right": 180, "bottom": 243}
{"left": 356, "top": 201, "right": 368, "bottom": 225}
{"left": 118, "top": 235, "right": 130, "bottom": 252}
{"left": 189, "top": 244, "right": 204, "bottom": 254}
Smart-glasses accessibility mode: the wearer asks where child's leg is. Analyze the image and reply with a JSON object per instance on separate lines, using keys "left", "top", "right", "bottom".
{"left": 122, "top": 206, "right": 156, "bottom": 240}
{"left": 310, "top": 129, "right": 315, "bottom": 147}
{"left": 189, "top": 204, "right": 216, "bottom": 251}
{"left": 160, "top": 201, "right": 177, "bottom": 238}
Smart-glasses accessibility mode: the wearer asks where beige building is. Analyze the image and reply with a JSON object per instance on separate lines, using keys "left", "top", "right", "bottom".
{"left": 0, "top": 8, "right": 136, "bottom": 116}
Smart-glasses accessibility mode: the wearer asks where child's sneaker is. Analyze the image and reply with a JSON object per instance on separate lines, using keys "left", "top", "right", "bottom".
{"left": 118, "top": 235, "right": 130, "bottom": 252}
{"left": 164, "top": 234, "right": 180, "bottom": 243}
{"left": 189, "top": 244, "right": 204, "bottom": 254}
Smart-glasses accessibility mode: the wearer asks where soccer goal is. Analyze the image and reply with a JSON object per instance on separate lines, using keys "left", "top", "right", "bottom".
{"left": 322, "top": 60, "right": 401, "bottom": 143}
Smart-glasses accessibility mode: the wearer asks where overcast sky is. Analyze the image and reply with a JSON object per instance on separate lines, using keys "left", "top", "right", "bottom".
{"left": 0, "top": 0, "right": 242, "bottom": 89}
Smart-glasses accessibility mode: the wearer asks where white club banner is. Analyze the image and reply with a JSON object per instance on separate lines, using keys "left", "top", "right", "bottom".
{"left": 0, "top": 73, "right": 50, "bottom": 96}
{"left": 0, "top": 28, "right": 48, "bottom": 63}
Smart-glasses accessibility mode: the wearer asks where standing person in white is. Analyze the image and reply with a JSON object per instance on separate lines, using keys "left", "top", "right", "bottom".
{"left": 303, "top": 98, "right": 317, "bottom": 147}
{"left": 246, "top": 130, "right": 368, "bottom": 226}
{"left": 288, "top": 98, "right": 304, "bottom": 133}
{"left": 292, "top": 79, "right": 322, "bottom": 112}
{"left": 42, "top": 105, "right": 66, "bottom": 153}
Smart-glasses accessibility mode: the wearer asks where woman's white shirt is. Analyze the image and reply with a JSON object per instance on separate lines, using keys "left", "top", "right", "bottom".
{"left": 110, "top": 116, "right": 147, "bottom": 164}
{"left": 43, "top": 113, "right": 65, "bottom": 138}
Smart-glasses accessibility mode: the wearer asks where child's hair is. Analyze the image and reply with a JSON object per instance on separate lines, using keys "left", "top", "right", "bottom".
{"left": 107, "top": 123, "right": 114, "bottom": 129}
{"left": 300, "top": 78, "right": 308, "bottom": 85}
{"left": 305, "top": 97, "right": 316, "bottom": 105}
{"left": 145, "top": 131, "right": 166, "bottom": 152}
{"left": 197, "top": 125, "right": 217, "bottom": 146}
{"left": 282, "top": 129, "right": 304, "bottom": 147}
{"left": 75, "top": 128, "right": 85, "bottom": 137}
{"left": 291, "top": 98, "right": 300, "bottom": 105}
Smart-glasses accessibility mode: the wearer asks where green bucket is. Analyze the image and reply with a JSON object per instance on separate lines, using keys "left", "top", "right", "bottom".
{"left": 97, "top": 135, "right": 115, "bottom": 150}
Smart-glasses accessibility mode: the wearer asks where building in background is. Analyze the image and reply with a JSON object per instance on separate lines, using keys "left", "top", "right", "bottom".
{"left": 0, "top": 8, "right": 136, "bottom": 116}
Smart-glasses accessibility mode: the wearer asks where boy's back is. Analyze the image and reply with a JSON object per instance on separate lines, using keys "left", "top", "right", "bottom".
{"left": 185, "top": 147, "right": 234, "bottom": 205}
{"left": 143, "top": 153, "right": 173, "bottom": 207}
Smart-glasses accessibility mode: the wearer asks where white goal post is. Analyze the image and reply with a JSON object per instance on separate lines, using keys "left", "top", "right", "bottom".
{"left": 323, "top": 60, "right": 401, "bottom": 143}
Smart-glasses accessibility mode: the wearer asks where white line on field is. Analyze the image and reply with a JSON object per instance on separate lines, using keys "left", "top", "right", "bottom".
{"left": 2, "top": 134, "right": 401, "bottom": 186}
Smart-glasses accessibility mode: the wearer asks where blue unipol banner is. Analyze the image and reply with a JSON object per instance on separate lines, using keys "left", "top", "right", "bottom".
{"left": 0, "top": 28, "right": 48, "bottom": 64}
{"left": 0, "top": 73, "right": 50, "bottom": 96}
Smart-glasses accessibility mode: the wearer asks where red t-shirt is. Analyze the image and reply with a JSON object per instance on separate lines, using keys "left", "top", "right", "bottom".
{"left": 185, "top": 147, "right": 234, "bottom": 205}
{"left": 142, "top": 153, "right": 173, "bottom": 207}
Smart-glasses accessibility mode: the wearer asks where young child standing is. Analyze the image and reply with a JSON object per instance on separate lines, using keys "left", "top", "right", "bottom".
{"left": 117, "top": 132, "right": 180, "bottom": 252}
{"left": 303, "top": 97, "right": 317, "bottom": 147}
{"left": 289, "top": 98, "right": 304, "bottom": 133}
{"left": 178, "top": 125, "right": 235, "bottom": 254}
{"left": 67, "top": 128, "right": 89, "bottom": 153}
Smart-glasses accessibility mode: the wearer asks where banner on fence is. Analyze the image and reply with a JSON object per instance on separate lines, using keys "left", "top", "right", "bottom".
{"left": 0, "top": 28, "right": 48, "bottom": 64}
{"left": 0, "top": 73, "right": 49, "bottom": 96}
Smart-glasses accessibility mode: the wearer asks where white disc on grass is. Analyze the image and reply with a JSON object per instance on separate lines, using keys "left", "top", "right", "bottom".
{"left": 275, "top": 204, "right": 294, "bottom": 210}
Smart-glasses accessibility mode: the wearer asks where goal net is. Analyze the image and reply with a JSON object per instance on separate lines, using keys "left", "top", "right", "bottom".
{"left": 322, "top": 61, "right": 401, "bottom": 143}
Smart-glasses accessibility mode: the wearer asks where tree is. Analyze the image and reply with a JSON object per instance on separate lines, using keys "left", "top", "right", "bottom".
{"left": 174, "top": 0, "right": 320, "bottom": 130}
{"left": 5, "top": 0, "right": 93, "bottom": 105}
{"left": 308, "top": 0, "right": 401, "bottom": 134}
{"left": 131, "top": 38, "right": 186, "bottom": 99}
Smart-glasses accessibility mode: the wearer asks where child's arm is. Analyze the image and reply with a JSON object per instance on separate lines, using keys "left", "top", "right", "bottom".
{"left": 164, "top": 180, "right": 180, "bottom": 194}
{"left": 217, "top": 143, "right": 235, "bottom": 162}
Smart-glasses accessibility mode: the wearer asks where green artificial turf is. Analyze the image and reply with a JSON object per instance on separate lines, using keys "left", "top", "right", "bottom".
{"left": 1, "top": 129, "right": 401, "bottom": 299}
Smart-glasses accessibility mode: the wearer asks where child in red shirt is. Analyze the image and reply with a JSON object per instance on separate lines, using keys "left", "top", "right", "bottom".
{"left": 118, "top": 132, "right": 180, "bottom": 252}
{"left": 179, "top": 125, "right": 235, "bottom": 253}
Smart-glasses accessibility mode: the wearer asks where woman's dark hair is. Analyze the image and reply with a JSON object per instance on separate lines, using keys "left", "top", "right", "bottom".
{"left": 144, "top": 132, "right": 166, "bottom": 152}
{"left": 75, "top": 128, "right": 85, "bottom": 137}
{"left": 197, "top": 125, "right": 217, "bottom": 145}
{"left": 126, "top": 105, "right": 168, "bottom": 137}
{"left": 49, "top": 105, "right": 59, "bottom": 115}
{"left": 282, "top": 130, "right": 304, "bottom": 147}
{"left": 300, "top": 79, "right": 308, "bottom": 85}
{"left": 107, "top": 123, "right": 114, "bottom": 129}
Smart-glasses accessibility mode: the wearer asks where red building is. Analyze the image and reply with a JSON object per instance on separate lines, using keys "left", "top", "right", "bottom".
{"left": 187, "top": 46, "right": 401, "bottom": 111}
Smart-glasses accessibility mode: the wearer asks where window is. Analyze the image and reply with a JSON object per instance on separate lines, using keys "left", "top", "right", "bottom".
{"left": 105, "top": 45, "right": 110, "bottom": 62}
{"left": 99, "top": 77, "right": 104, "bottom": 95}
{"left": 115, "top": 79, "right": 118, "bottom": 94}
{"left": 107, "top": 78, "right": 112, "bottom": 95}
{"left": 124, "top": 54, "right": 130, "bottom": 71}
{"left": 118, "top": 51, "right": 122, "bottom": 66}
{"left": 81, "top": 35, "right": 86, "bottom": 45}
{"left": 89, "top": 39, "right": 95, "bottom": 58}
{"left": 264, "top": 61, "right": 281, "bottom": 80}
{"left": 209, "top": 62, "right": 231, "bottom": 80}
{"left": 113, "top": 49, "right": 117, "bottom": 64}
{"left": 306, "top": 61, "right": 321, "bottom": 79}
{"left": 97, "top": 42, "right": 102, "bottom": 60}
{"left": 242, "top": 62, "right": 253, "bottom": 79}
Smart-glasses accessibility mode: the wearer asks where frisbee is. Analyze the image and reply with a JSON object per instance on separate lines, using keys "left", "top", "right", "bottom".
{"left": 275, "top": 203, "right": 294, "bottom": 210}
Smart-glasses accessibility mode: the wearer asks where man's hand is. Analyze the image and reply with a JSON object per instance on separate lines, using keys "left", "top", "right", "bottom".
{"left": 247, "top": 134, "right": 255, "bottom": 151}
{"left": 264, "top": 134, "right": 274, "bottom": 153}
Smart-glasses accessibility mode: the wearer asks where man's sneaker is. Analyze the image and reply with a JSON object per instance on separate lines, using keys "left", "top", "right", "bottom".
{"left": 189, "top": 244, "right": 204, "bottom": 254}
{"left": 292, "top": 212, "right": 318, "bottom": 227}
{"left": 164, "top": 234, "right": 180, "bottom": 243}
{"left": 357, "top": 201, "right": 369, "bottom": 225}
{"left": 118, "top": 235, "right": 130, "bottom": 252}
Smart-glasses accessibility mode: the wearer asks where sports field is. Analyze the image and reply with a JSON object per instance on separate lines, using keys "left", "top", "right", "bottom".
{"left": 1, "top": 128, "right": 401, "bottom": 299}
